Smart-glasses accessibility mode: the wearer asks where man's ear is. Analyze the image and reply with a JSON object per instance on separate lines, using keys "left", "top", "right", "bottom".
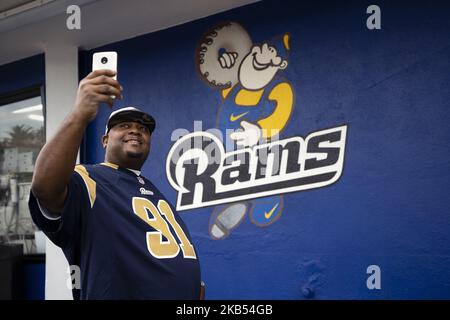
{"left": 102, "top": 135, "right": 108, "bottom": 149}
{"left": 279, "top": 60, "right": 288, "bottom": 70}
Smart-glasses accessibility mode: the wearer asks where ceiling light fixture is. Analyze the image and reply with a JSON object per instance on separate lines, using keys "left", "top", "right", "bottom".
{"left": 28, "top": 114, "right": 44, "bottom": 121}
{"left": 0, "top": 0, "right": 56, "bottom": 20}
{"left": 12, "top": 104, "right": 43, "bottom": 113}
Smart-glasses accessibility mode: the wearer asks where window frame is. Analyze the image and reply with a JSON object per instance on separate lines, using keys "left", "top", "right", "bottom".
{"left": 0, "top": 84, "right": 46, "bottom": 255}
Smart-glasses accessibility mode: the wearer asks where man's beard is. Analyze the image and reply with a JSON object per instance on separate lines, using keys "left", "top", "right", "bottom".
{"left": 126, "top": 151, "right": 144, "bottom": 158}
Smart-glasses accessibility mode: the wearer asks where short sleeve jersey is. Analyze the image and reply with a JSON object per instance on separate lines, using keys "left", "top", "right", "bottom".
{"left": 28, "top": 163, "right": 201, "bottom": 300}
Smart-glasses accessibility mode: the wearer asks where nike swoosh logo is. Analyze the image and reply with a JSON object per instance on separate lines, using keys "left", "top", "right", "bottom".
{"left": 230, "top": 111, "right": 249, "bottom": 122}
{"left": 264, "top": 203, "right": 279, "bottom": 219}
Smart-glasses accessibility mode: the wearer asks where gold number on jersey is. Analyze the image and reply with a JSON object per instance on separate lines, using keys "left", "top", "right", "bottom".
{"left": 132, "top": 197, "right": 197, "bottom": 259}
{"left": 158, "top": 200, "right": 196, "bottom": 258}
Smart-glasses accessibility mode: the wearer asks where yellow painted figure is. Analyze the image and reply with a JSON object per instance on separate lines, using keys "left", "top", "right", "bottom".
{"left": 196, "top": 23, "right": 294, "bottom": 239}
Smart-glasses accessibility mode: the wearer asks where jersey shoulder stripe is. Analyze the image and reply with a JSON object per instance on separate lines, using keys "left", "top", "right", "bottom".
{"left": 74, "top": 164, "right": 96, "bottom": 208}
{"left": 100, "top": 162, "right": 119, "bottom": 169}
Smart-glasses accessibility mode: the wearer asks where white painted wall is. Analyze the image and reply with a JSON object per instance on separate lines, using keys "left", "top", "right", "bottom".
{"left": 44, "top": 44, "right": 79, "bottom": 300}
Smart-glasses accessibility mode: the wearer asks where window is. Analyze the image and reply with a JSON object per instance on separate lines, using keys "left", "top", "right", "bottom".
{"left": 0, "top": 86, "right": 45, "bottom": 254}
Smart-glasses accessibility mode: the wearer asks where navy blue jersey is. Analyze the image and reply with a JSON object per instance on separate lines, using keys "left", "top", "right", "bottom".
{"left": 28, "top": 163, "right": 201, "bottom": 300}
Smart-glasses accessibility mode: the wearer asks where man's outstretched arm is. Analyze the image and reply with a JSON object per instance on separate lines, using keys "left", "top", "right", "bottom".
{"left": 31, "top": 69, "right": 122, "bottom": 213}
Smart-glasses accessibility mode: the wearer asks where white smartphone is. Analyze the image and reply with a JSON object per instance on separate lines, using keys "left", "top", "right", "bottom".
{"left": 92, "top": 51, "right": 118, "bottom": 80}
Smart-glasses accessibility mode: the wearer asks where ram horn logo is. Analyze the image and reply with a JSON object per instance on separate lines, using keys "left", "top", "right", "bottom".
{"left": 166, "top": 125, "right": 347, "bottom": 211}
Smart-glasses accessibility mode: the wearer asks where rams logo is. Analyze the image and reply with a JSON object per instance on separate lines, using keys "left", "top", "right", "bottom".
{"left": 167, "top": 22, "right": 347, "bottom": 239}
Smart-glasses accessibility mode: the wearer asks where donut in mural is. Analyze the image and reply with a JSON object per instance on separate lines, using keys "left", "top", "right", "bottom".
{"left": 196, "top": 22, "right": 253, "bottom": 89}
{"left": 194, "top": 22, "right": 294, "bottom": 239}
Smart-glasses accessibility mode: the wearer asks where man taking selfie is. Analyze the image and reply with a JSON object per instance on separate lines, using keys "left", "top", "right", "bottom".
{"left": 28, "top": 69, "right": 202, "bottom": 300}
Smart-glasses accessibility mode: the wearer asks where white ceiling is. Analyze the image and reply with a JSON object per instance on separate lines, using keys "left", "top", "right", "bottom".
{"left": 0, "top": 0, "right": 98, "bottom": 33}
{"left": 0, "top": 0, "right": 259, "bottom": 65}
{"left": 0, "top": 0, "right": 32, "bottom": 13}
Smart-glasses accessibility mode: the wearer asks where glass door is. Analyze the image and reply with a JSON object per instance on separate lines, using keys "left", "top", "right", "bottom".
{"left": 0, "top": 87, "right": 45, "bottom": 254}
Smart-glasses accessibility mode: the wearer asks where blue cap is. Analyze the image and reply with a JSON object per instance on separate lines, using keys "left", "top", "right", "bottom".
{"left": 106, "top": 107, "right": 155, "bottom": 134}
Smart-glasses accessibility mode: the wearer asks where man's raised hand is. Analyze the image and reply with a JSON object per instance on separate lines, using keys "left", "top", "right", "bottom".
{"left": 73, "top": 69, "right": 123, "bottom": 123}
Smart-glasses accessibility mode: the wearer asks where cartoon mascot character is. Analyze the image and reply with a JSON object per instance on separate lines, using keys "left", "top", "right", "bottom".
{"left": 196, "top": 22, "right": 294, "bottom": 239}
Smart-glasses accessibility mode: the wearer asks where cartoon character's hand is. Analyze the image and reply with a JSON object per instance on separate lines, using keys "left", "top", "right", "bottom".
{"left": 218, "top": 51, "right": 238, "bottom": 69}
{"left": 230, "top": 121, "right": 262, "bottom": 148}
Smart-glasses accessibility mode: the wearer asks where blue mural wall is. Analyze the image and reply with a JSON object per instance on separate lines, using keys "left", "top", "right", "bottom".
{"left": 0, "top": 54, "right": 45, "bottom": 96}
{"left": 80, "top": 0, "right": 450, "bottom": 299}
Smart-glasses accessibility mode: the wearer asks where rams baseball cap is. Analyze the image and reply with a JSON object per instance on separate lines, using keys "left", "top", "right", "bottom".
{"left": 105, "top": 107, "right": 156, "bottom": 134}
